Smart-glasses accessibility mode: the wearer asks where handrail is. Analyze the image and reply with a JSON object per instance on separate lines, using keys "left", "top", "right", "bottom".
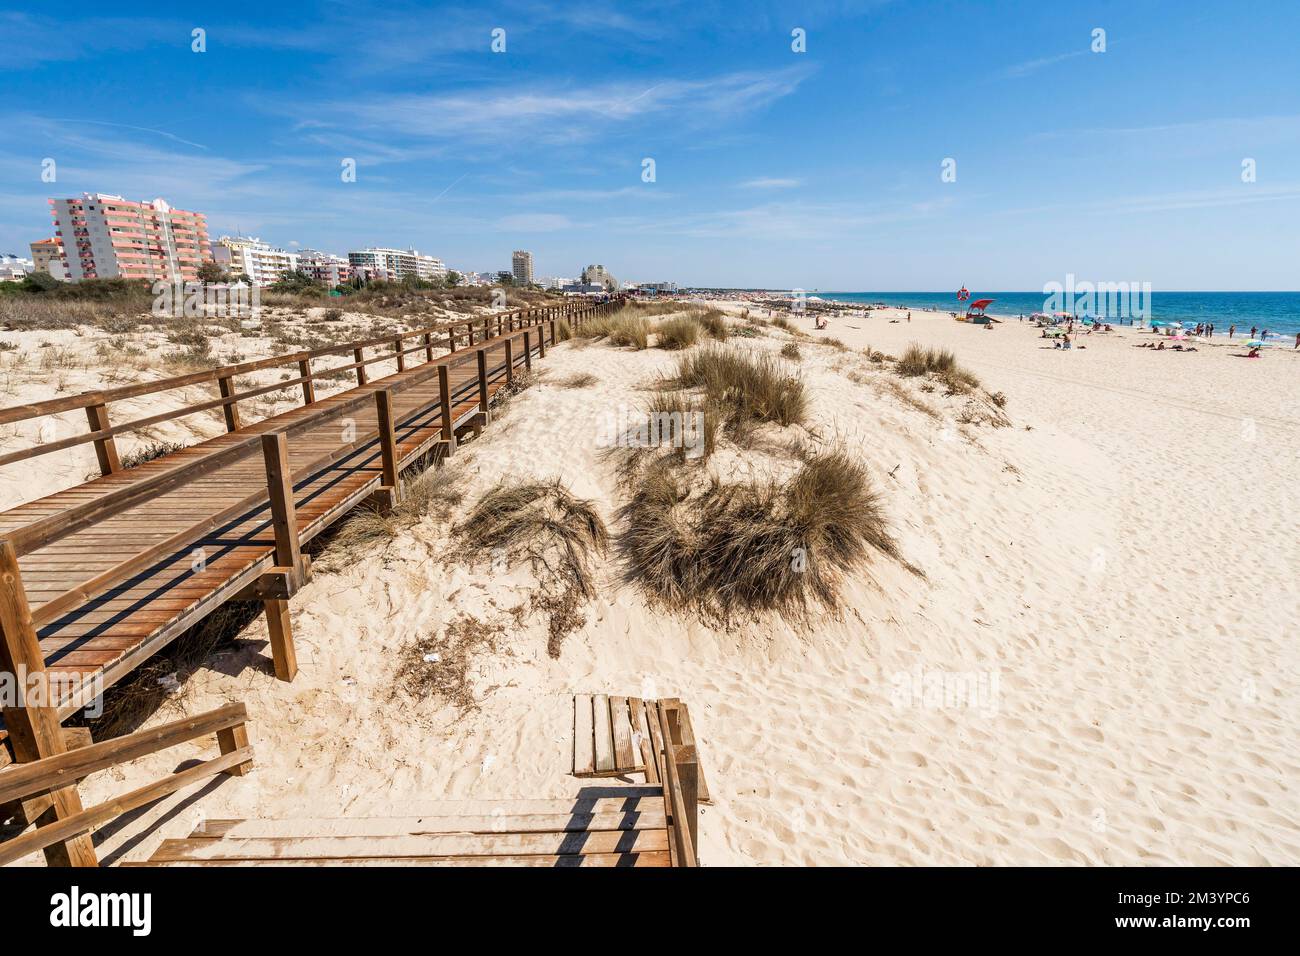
{"left": 0, "top": 702, "right": 253, "bottom": 867}
{"left": 0, "top": 304, "right": 570, "bottom": 468}
{"left": 0, "top": 305, "right": 551, "bottom": 425}
{"left": 3, "top": 318, "right": 555, "bottom": 558}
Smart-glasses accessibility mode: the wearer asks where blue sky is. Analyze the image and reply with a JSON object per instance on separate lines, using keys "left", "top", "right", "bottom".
{"left": 2, "top": 1, "right": 1298, "bottom": 289}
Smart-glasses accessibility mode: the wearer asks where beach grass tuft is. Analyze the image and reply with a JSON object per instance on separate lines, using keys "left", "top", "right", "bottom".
{"left": 662, "top": 345, "right": 808, "bottom": 429}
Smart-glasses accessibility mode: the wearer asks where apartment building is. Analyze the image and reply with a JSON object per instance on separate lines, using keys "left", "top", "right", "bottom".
{"left": 211, "top": 236, "right": 299, "bottom": 286}
{"left": 511, "top": 250, "right": 534, "bottom": 285}
{"left": 48, "top": 194, "right": 210, "bottom": 283}
{"left": 295, "top": 249, "right": 351, "bottom": 286}
{"left": 347, "top": 247, "right": 446, "bottom": 283}
{"left": 29, "top": 238, "right": 68, "bottom": 280}
{"left": 581, "top": 264, "right": 619, "bottom": 290}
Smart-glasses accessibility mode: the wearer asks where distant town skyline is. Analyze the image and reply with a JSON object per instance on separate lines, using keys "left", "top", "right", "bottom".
{"left": 2, "top": 3, "right": 1299, "bottom": 289}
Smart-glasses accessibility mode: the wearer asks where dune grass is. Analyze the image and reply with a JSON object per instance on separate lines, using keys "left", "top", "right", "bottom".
{"left": 556, "top": 371, "right": 598, "bottom": 388}
{"left": 662, "top": 345, "right": 807, "bottom": 429}
{"left": 619, "top": 451, "right": 903, "bottom": 624}
{"left": 780, "top": 341, "right": 801, "bottom": 361}
{"left": 654, "top": 316, "right": 702, "bottom": 350}
{"left": 896, "top": 343, "right": 981, "bottom": 392}
{"left": 575, "top": 312, "right": 651, "bottom": 349}
{"left": 323, "top": 462, "right": 467, "bottom": 562}
{"left": 692, "top": 308, "right": 729, "bottom": 340}
{"left": 456, "top": 478, "right": 608, "bottom": 655}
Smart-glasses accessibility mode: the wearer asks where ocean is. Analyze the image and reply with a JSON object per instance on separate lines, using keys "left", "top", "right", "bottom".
{"left": 812, "top": 292, "right": 1300, "bottom": 340}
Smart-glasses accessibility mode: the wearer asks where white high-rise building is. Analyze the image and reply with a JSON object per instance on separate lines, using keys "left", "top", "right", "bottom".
{"left": 347, "top": 247, "right": 445, "bottom": 282}
{"left": 211, "top": 236, "right": 299, "bottom": 286}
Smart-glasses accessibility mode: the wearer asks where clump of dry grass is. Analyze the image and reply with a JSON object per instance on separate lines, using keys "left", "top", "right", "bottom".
{"left": 393, "top": 615, "right": 505, "bottom": 714}
{"left": 692, "top": 309, "right": 729, "bottom": 340}
{"left": 555, "top": 317, "right": 572, "bottom": 341}
{"left": 457, "top": 478, "right": 608, "bottom": 656}
{"left": 322, "top": 462, "right": 466, "bottom": 563}
{"left": 619, "top": 451, "right": 907, "bottom": 625}
{"left": 556, "top": 371, "right": 597, "bottom": 388}
{"left": 654, "top": 316, "right": 701, "bottom": 350}
{"left": 663, "top": 345, "right": 807, "bottom": 429}
{"left": 780, "top": 341, "right": 801, "bottom": 361}
{"left": 896, "top": 343, "right": 980, "bottom": 392}
{"left": 575, "top": 312, "right": 651, "bottom": 349}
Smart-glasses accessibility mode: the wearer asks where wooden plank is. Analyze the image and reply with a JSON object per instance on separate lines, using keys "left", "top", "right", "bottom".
{"left": 572, "top": 694, "right": 595, "bottom": 776}
{"left": 134, "top": 851, "right": 670, "bottom": 868}
{"left": 664, "top": 699, "right": 710, "bottom": 803}
{"left": 610, "top": 695, "right": 637, "bottom": 771}
{"left": 0, "top": 702, "right": 247, "bottom": 804}
{"left": 149, "top": 827, "right": 668, "bottom": 861}
{"left": 631, "top": 697, "right": 659, "bottom": 785}
{"left": 592, "top": 693, "right": 615, "bottom": 774}
{"left": 191, "top": 809, "right": 667, "bottom": 839}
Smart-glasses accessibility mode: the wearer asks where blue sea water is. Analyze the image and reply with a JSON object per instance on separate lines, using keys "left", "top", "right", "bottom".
{"left": 813, "top": 292, "right": 1300, "bottom": 341}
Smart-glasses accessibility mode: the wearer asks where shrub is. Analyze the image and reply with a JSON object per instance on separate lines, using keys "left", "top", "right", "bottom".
{"left": 556, "top": 372, "right": 597, "bottom": 388}
{"left": 555, "top": 318, "right": 573, "bottom": 341}
{"left": 780, "top": 342, "right": 801, "bottom": 361}
{"left": 693, "top": 309, "right": 729, "bottom": 340}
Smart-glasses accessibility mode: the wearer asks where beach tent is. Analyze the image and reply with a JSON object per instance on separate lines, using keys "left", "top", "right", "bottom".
{"left": 966, "top": 298, "right": 995, "bottom": 321}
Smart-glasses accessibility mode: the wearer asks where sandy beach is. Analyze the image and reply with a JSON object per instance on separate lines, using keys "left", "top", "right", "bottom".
{"left": 16, "top": 300, "right": 1289, "bottom": 867}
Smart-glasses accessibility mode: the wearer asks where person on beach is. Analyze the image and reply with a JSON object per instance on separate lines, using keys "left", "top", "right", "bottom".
{"left": 1250, "top": 325, "right": 1257, "bottom": 339}
{"left": 1294, "top": 332, "right": 1299, "bottom": 349}
{"left": 1261, "top": 329, "right": 1269, "bottom": 342}
{"left": 906, "top": 311, "right": 911, "bottom": 323}
{"left": 1229, "top": 324, "right": 1236, "bottom": 338}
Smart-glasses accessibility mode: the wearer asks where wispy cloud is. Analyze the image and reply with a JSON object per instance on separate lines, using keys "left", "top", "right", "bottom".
{"left": 305, "top": 67, "right": 812, "bottom": 147}
{"left": 738, "top": 177, "right": 802, "bottom": 189}
{"left": 1001, "top": 49, "right": 1088, "bottom": 79}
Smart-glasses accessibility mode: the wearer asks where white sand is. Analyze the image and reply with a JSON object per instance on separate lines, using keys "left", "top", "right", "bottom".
{"left": 16, "top": 304, "right": 1300, "bottom": 866}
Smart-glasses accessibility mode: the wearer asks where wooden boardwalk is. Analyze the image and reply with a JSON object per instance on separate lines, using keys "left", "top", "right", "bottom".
{"left": 0, "top": 301, "right": 616, "bottom": 852}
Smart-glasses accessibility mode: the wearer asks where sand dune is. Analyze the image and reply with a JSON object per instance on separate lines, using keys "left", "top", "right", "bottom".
{"left": 50, "top": 304, "right": 1300, "bottom": 866}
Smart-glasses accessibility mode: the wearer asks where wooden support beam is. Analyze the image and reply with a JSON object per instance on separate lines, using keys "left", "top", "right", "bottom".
{"left": 353, "top": 347, "right": 367, "bottom": 386}
{"left": 537, "top": 323, "right": 546, "bottom": 358}
{"left": 217, "top": 375, "right": 241, "bottom": 432}
{"left": 260, "top": 433, "right": 303, "bottom": 574}
{"left": 437, "top": 365, "right": 455, "bottom": 454}
{"left": 0, "top": 540, "right": 99, "bottom": 866}
{"left": 373, "top": 388, "right": 401, "bottom": 509}
{"left": 504, "top": 339, "right": 514, "bottom": 384}
{"left": 298, "top": 357, "right": 315, "bottom": 405}
{"left": 263, "top": 598, "right": 296, "bottom": 683}
{"left": 216, "top": 721, "right": 253, "bottom": 777}
{"left": 476, "top": 349, "right": 490, "bottom": 419}
{"left": 393, "top": 337, "right": 406, "bottom": 372}
{"left": 523, "top": 331, "right": 532, "bottom": 370}
{"left": 84, "top": 402, "right": 120, "bottom": 476}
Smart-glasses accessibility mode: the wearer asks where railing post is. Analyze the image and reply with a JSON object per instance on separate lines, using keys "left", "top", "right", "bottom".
{"left": 549, "top": 318, "right": 556, "bottom": 346}
{"left": 372, "top": 389, "right": 401, "bottom": 511}
{"left": 476, "top": 348, "right": 490, "bottom": 419}
{"left": 437, "top": 364, "right": 456, "bottom": 455}
{"left": 217, "top": 719, "right": 253, "bottom": 777}
{"left": 675, "top": 743, "right": 700, "bottom": 862}
{"left": 441, "top": 328, "right": 452, "bottom": 356}
{"left": 353, "top": 347, "right": 367, "bottom": 386}
{"left": 523, "top": 330, "right": 532, "bottom": 370}
{"left": 483, "top": 316, "right": 490, "bottom": 341}
{"left": 393, "top": 337, "right": 406, "bottom": 372}
{"left": 218, "top": 374, "right": 241, "bottom": 432}
{"left": 0, "top": 540, "right": 99, "bottom": 867}
{"left": 537, "top": 323, "right": 545, "bottom": 358}
{"left": 84, "top": 400, "right": 120, "bottom": 476}
{"left": 298, "top": 357, "right": 315, "bottom": 405}
{"left": 504, "top": 338, "right": 514, "bottom": 384}
{"left": 259, "top": 432, "right": 301, "bottom": 683}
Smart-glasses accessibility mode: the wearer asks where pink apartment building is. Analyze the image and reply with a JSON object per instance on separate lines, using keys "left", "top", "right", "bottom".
{"left": 49, "top": 193, "right": 211, "bottom": 283}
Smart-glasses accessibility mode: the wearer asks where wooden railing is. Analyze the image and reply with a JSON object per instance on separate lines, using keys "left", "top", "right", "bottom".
{"left": 651, "top": 699, "right": 699, "bottom": 867}
{"left": 0, "top": 302, "right": 584, "bottom": 472}
{"left": 0, "top": 702, "right": 253, "bottom": 867}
